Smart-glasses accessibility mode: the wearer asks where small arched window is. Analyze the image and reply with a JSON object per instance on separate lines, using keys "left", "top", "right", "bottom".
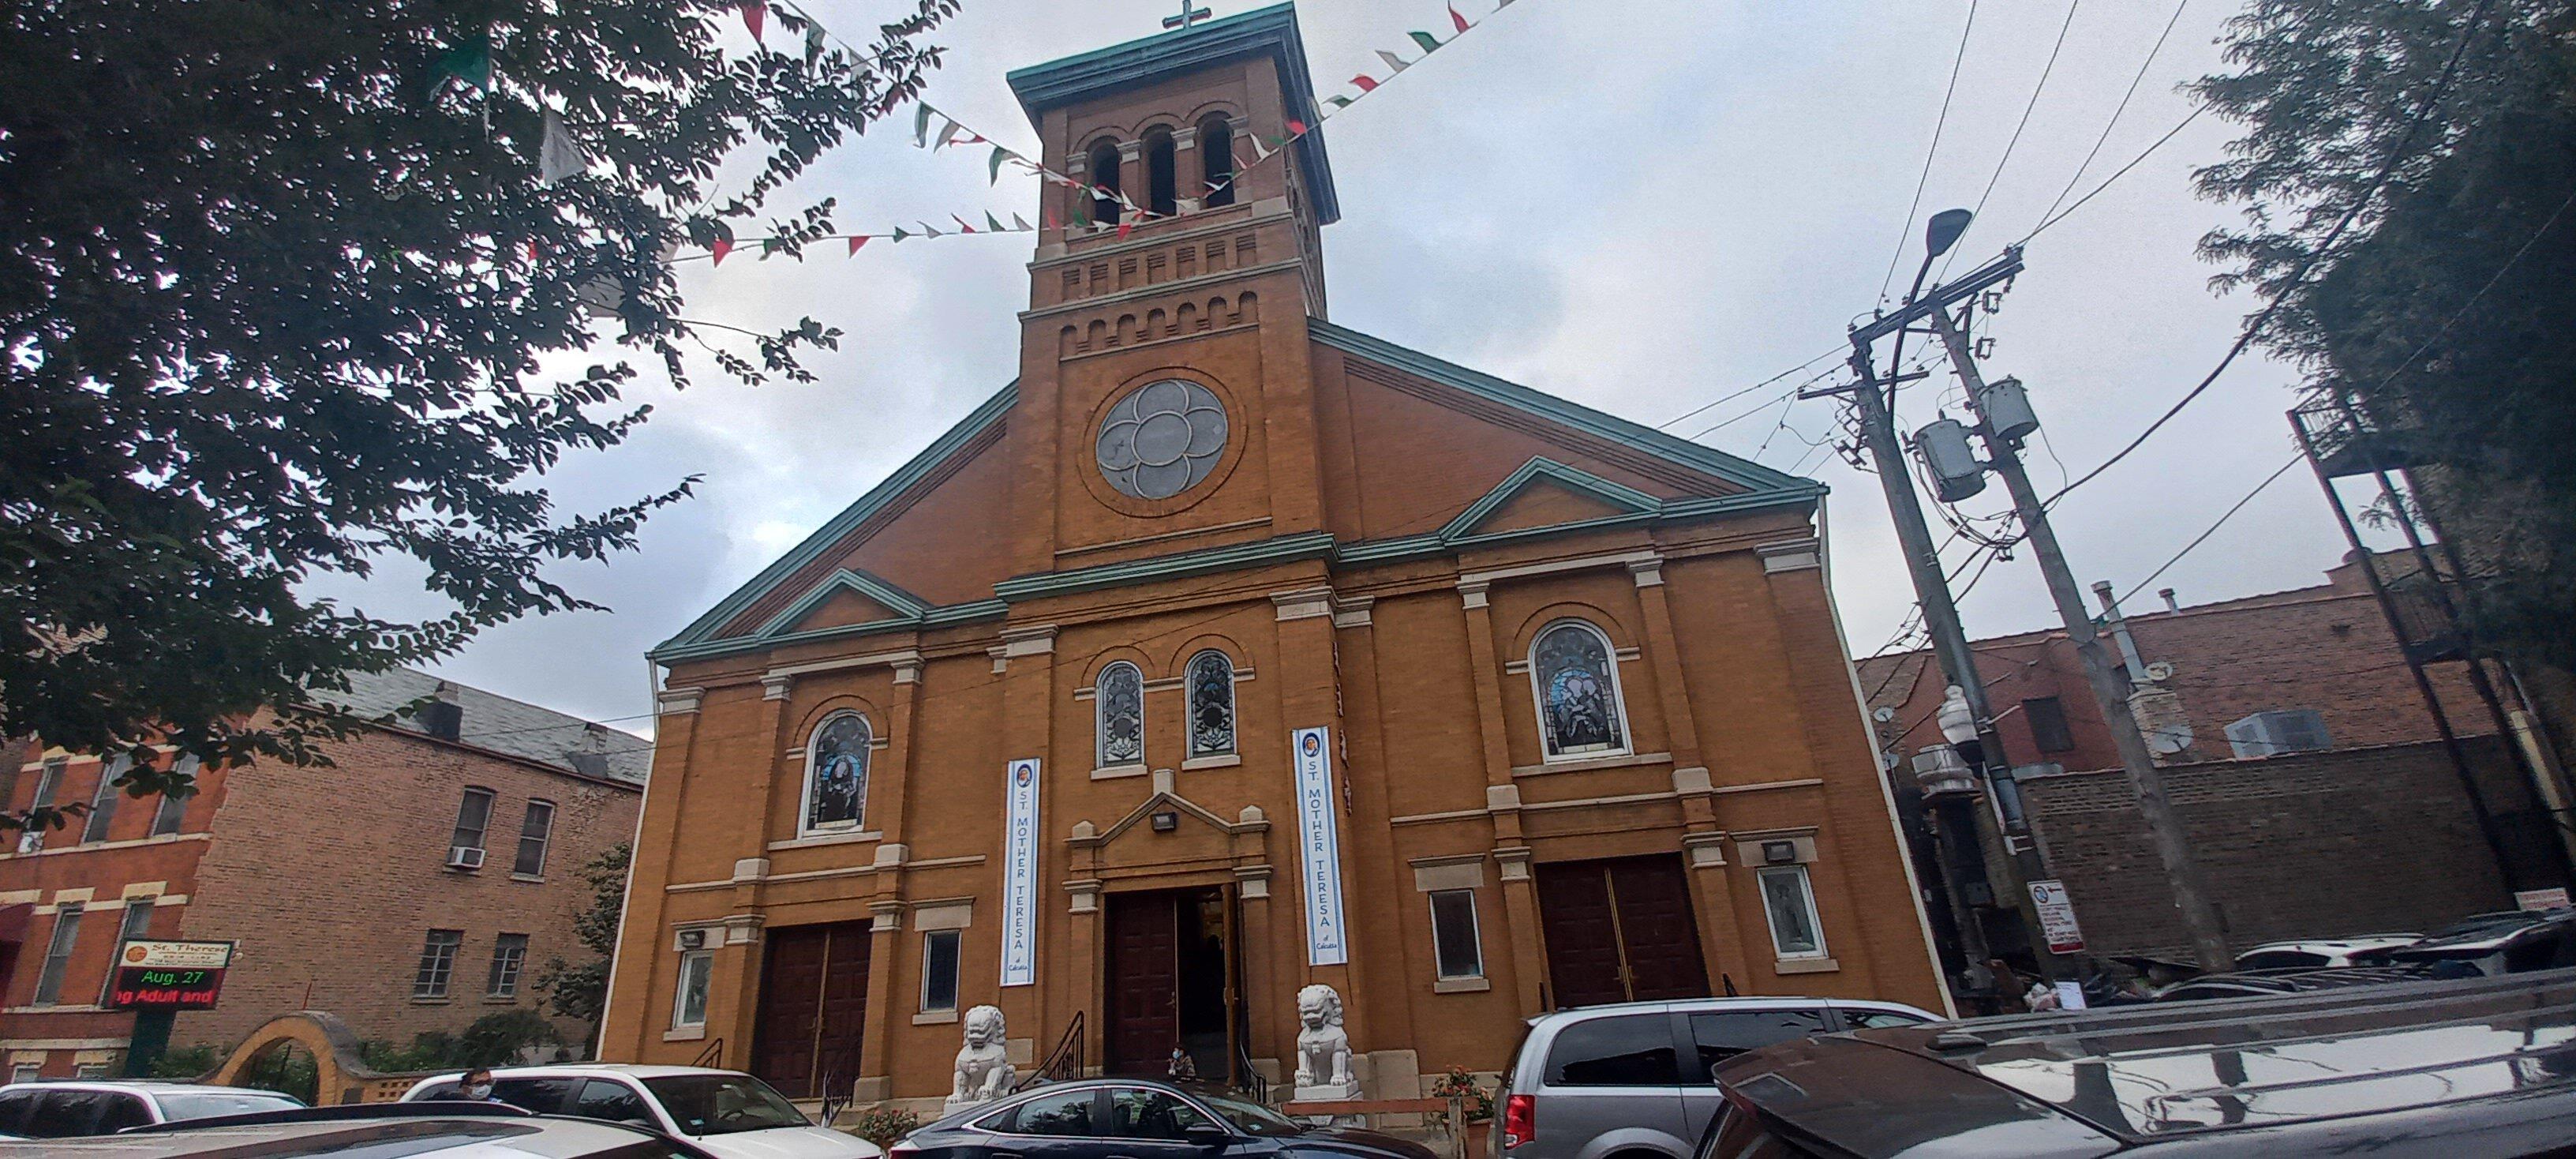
{"left": 1186, "top": 650, "right": 1237, "bottom": 758}
{"left": 1096, "top": 661, "right": 1144, "bottom": 768}
{"left": 1530, "top": 621, "right": 1628, "bottom": 760}
{"left": 1198, "top": 114, "right": 1235, "bottom": 208}
{"left": 1086, "top": 139, "right": 1122, "bottom": 228}
{"left": 803, "top": 712, "right": 871, "bottom": 832}
{"left": 1143, "top": 128, "right": 1178, "bottom": 217}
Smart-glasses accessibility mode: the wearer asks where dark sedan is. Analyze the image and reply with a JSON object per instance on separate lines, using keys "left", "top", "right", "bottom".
{"left": 890, "top": 1079, "right": 1436, "bottom": 1159}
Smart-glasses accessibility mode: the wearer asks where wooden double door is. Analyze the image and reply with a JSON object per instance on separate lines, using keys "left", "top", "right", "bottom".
{"left": 1103, "top": 887, "right": 1237, "bottom": 1080}
{"left": 1536, "top": 855, "right": 1713, "bottom": 1008}
{"left": 751, "top": 921, "right": 871, "bottom": 1099}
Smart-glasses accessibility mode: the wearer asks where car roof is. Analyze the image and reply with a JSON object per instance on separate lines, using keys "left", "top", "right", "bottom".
{"left": 2237, "top": 934, "right": 2420, "bottom": 955}
{"left": 0, "top": 1081, "right": 287, "bottom": 1093}
{"left": 1522, "top": 994, "right": 1916, "bottom": 1027}
{"left": 1719, "top": 967, "right": 2576, "bottom": 1150}
{"left": 25, "top": 1114, "right": 666, "bottom": 1157}
{"left": 413, "top": 1063, "right": 739, "bottom": 1082}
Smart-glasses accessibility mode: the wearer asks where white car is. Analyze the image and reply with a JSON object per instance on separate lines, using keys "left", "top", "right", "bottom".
{"left": 2233, "top": 934, "right": 2424, "bottom": 971}
{"left": 400, "top": 1064, "right": 880, "bottom": 1158}
{"left": 0, "top": 1080, "right": 306, "bottom": 1138}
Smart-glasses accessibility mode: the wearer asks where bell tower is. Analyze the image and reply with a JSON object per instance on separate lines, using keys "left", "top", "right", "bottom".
{"left": 1001, "top": 3, "right": 1343, "bottom": 575}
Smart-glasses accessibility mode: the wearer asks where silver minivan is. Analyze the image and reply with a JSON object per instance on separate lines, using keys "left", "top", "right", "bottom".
{"left": 1492, "top": 996, "right": 1939, "bottom": 1159}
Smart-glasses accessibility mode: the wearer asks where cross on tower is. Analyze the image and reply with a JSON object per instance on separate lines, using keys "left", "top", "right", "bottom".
{"left": 1163, "top": 2, "right": 1212, "bottom": 31}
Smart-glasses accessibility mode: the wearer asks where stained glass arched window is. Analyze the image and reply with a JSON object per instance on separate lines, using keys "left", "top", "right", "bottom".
{"left": 1530, "top": 621, "right": 1627, "bottom": 760}
{"left": 1186, "top": 650, "right": 1237, "bottom": 758}
{"left": 1096, "top": 662, "right": 1144, "bottom": 768}
{"left": 803, "top": 713, "right": 871, "bottom": 832}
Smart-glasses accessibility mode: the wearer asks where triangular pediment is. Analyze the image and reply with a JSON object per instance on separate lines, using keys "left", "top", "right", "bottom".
{"left": 758, "top": 570, "right": 929, "bottom": 637}
{"left": 1443, "top": 458, "right": 1662, "bottom": 542}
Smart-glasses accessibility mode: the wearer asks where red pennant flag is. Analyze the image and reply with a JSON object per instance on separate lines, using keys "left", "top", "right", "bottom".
{"left": 741, "top": 0, "right": 766, "bottom": 42}
{"left": 1451, "top": 2, "right": 1471, "bottom": 32}
{"left": 525, "top": 238, "right": 539, "bottom": 264}
{"left": 1350, "top": 74, "right": 1380, "bottom": 93}
{"left": 846, "top": 235, "right": 870, "bottom": 257}
{"left": 1286, "top": 118, "right": 1309, "bottom": 136}
{"left": 1116, "top": 219, "right": 1134, "bottom": 240}
{"left": 1044, "top": 207, "right": 1063, "bottom": 231}
{"left": 953, "top": 214, "right": 977, "bottom": 234}
{"left": 710, "top": 238, "right": 734, "bottom": 266}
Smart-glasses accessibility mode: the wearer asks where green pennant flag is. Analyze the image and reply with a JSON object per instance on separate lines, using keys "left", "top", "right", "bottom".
{"left": 1324, "top": 95, "right": 1354, "bottom": 110}
{"left": 893, "top": 227, "right": 911, "bottom": 242}
{"left": 987, "top": 212, "right": 1009, "bottom": 233}
{"left": 1408, "top": 30, "right": 1444, "bottom": 54}
{"left": 427, "top": 33, "right": 492, "bottom": 101}
{"left": 913, "top": 103, "right": 934, "bottom": 147}
{"left": 1072, "top": 197, "right": 1093, "bottom": 229}
{"left": 990, "top": 146, "right": 1010, "bottom": 185}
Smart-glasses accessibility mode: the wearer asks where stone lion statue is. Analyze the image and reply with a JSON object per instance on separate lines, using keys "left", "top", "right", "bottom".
{"left": 949, "top": 1004, "right": 1015, "bottom": 1106}
{"left": 1293, "top": 983, "right": 1354, "bottom": 1090}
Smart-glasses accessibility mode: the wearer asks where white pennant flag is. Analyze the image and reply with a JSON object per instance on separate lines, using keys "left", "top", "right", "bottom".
{"left": 1011, "top": 212, "right": 1034, "bottom": 231}
{"left": 1375, "top": 49, "right": 1413, "bottom": 75}
{"left": 538, "top": 110, "right": 588, "bottom": 186}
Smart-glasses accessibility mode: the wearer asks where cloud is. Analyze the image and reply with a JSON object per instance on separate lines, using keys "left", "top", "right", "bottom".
{"left": 380, "top": 0, "right": 2352, "bottom": 727}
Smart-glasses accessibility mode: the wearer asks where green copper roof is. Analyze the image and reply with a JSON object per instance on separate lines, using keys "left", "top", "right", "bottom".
{"left": 1007, "top": 2, "right": 1339, "bottom": 226}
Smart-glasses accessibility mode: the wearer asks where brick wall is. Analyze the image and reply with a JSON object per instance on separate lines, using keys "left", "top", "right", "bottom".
{"left": 2018, "top": 737, "right": 2520, "bottom": 958}
{"left": 172, "top": 726, "right": 639, "bottom": 1057}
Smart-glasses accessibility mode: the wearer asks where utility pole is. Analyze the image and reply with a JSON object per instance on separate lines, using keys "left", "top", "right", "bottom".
{"left": 1846, "top": 325, "right": 2067, "bottom": 985}
{"left": 1928, "top": 302, "right": 2234, "bottom": 973}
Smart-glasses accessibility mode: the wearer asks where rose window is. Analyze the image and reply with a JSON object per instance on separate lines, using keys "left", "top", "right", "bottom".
{"left": 1096, "top": 379, "right": 1228, "bottom": 500}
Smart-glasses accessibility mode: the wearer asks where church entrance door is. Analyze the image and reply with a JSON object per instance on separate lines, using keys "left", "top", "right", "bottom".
{"left": 751, "top": 921, "right": 871, "bottom": 1099}
{"left": 1536, "top": 856, "right": 1711, "bottom": 1008}
{"left": 1103, "top": 887, "right": 1234, "bottom": 1082}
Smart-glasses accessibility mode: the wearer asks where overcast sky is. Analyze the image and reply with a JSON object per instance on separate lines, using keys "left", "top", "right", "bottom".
{"left": 379, "top": 0, "right": 2380, "bottom": 734}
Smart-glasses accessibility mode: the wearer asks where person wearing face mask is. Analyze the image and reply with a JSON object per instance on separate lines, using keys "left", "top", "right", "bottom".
{"left": 454, "top": 1067, "right": 504, "bottom": 1104}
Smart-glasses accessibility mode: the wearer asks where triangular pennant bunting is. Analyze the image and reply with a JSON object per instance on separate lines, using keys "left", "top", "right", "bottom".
{"left": 1409, "top": 30, "right": 1445, "bottom": 54}
{"left": 538, "top": 109, "right": 588, "bottom": 186}
{"left": 709, "top": 238, "right": 734, "bottom": 266}
{"left": 804, "top": 21, "right": 826, "bottom": 60}
{"left": 1011, "top": 212, "right": 1034, "bottom": 231}
{"left": 1376, "top": 49, "right": 1413, "bottom": 74}
{"left": 427, "top": 33, "right": 492, "bottom": 101}
{"left": 1450, "top": 2, "right": 1472, "bottom": 32}
{"left": 913, "top": 103, "right": 934, "bottom": 147}
{"left": 953, "top": 214, "right": 976, "bottom": 234}
{"left": 1349, "top": 75, "right": 1380, "bottom": 93}
{"left": 741, "top": 0, "right": 766, "bottom": 43}
{"left": 990, "top": 146, "right": 1011, "bottom": 184}
{"left": 987, "top": 212, "right": 1010, "bottom": 233}
{"left": 847, "top": 235, "right": 871, "bottom": 256}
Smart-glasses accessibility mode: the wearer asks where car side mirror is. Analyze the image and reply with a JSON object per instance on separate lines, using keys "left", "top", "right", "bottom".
{"left": 1185, "top": 1123, "right": 1231, "bottom": 1148}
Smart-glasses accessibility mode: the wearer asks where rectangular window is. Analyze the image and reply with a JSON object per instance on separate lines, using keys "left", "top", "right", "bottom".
{"left": 414, "top": 929, "right": 462, "bottom": 999}
{"left": 72, "top": 1063, "right": 108, "bottom": 1079}
{"left": 449, "top": 787, "right": 495, "bottom": 862}
{"left": 33, "top": 905, "right": 84, "bottom": 1006}
{"left": 672, "top": 950, "right": 713, "bottom": 1028}
{"left": 1756, "top": 866, "right": 1827, "bottom": 960}
{"left": 80, "top": 756, "right": 130, "bottom": 843}
{"left": 8, "top": 1063, "right": 35, "bottom": 1084}
{"left": 1428, "top": 889, "right": 1485, "bottom": 980}
{"left": 99, "top": 903, "right": 154, "bottom": 1005}
{"left": 148, "top": 757, "right": 197, "bottom": 837}
{"left": 511, "top": 801, "right": 554, "bottom": 877}
{"left": 19, "top": 760, "right": 62, "bottom": 853}
{"left": 920, "top": 929, "right": 961, "bottom": 1013}
{"left": 487, "top": 933, "right": 529, "bottom": 998}
{"left": 2023, "top": 697, "right": 2076, "bottom": 753}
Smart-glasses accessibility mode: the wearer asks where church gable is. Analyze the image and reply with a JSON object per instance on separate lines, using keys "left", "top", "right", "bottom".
{"left": 653, "top": 384, "right": 1017, "bottom": 662}
{"left": 1312, "top": 322, "right": 1819, "bottom": 549}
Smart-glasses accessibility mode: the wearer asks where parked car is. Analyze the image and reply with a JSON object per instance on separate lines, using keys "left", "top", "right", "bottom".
{"left": 1705, "top": 966, "right": 2576, "bottom": 1156}
{"left": 1492, "top": 996, "right": 1939, "bottom": 1159}
{"left": 895, "top": 1077, "right": 1437, "bottom": 1159}
{"left": 2152, "top": 964, "right": 2440, "bottom": 1002}
{"left": 7, "top": 1103, "right": 720, "bottom": 1157}
{"left": 2368, "top": 910, "right": 2576, "bottom": 976}
{"left": 2230, "top": 934, "right": 2420, "bottom": 970}
{"left": 0, "top": 1081, "right": 306, "bottom": 1140}
{"left": 399, "top": 1064, "right": 878, "bottom": 1158}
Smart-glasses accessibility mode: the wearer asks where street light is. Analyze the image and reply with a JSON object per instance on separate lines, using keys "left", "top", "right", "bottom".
{"left": 1885, "top": 208, "right": 1973, "bottom": 403}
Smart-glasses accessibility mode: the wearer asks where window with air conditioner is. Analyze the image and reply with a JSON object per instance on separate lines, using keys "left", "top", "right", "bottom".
{"left": 448, "top": 786, "right": 494, "bottom": 869}
{"left": 2226, "top": 710, "right": 2332, "bottom": 758}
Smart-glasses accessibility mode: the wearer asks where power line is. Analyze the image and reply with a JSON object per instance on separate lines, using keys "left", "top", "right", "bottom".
{"left": 2039, "top": 0, "right": 2192, "bottom": 229}
{"left": 2114, "top": 452, "right": 2304, "bottom": 605}
{"left": 1938, "top": 0, "right": 2084, "bottom": 280}
{"left": 2025, "top": 104, "right": 2203, "bottom": 242}
{"left": 1877, "top": 0, "right": 1983, "bottom": 304}
{"left": 2042, "top": 0, "right": 2500, "bottom": 508}
{"left": 1656, "top": 345, "right": 1844, "bottom": 431}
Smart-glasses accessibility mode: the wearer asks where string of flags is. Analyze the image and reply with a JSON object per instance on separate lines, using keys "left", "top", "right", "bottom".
{"left": 438, "top": 0, "right": 1533, "bottom": 268}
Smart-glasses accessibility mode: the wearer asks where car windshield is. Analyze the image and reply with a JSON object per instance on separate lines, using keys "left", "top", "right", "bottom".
{"left": 156, "top": 1090, "right": 308, "bottom": 1120}
{"left": 1191, "top": 1091, "right": 1305, "bottom": 1137}
{"left": 641, "top": 1074, "right": 809, "bottom": 1136}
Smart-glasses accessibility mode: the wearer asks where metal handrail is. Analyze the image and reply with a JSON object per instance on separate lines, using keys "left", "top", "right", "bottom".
{"left": 689, "top": 1038, "right": 724, "bottom": 1070}
{"left": 1015, "top": 1011, "right": 1084, "bottom": 1092}
{"left": 1234, "top": 1035, "right": 1267, "bottom": 1105}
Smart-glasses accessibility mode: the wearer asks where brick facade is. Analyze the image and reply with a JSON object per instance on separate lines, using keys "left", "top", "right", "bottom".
{"left": 601, "top": 8, "right": 1944, "bottom": 1113}
{"left": 0, "top": 677, "right": 642, "bottom": 1078}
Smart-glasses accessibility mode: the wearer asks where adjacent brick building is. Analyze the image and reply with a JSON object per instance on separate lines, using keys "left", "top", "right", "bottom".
{"left": 0, "top": 670, "right": 645, "bottom": 1078}
{"left": 1859, "top": 553, "right": 2553, "bottom": 962}
{"left": 602, "top": 5, "right": 1945, "bottom": 1114}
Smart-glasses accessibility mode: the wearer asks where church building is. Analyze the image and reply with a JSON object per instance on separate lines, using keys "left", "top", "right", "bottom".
{"left": 600, "top": 3, "right": 1947, "bottom": 1111}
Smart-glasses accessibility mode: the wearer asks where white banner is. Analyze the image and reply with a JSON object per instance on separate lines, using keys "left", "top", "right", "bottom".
{"left": 1290, "top": 727, "right": 1350, "bottom": 966}
{"left": 1000, "top": 758, "right": 1041, "bottom": 987}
